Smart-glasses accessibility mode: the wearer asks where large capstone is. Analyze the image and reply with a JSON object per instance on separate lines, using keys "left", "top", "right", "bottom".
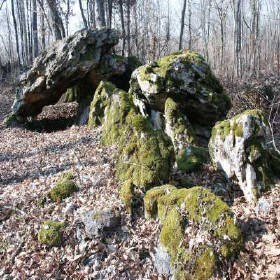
{"left": 209, "top": 109, "right": 280, "bottom": 202}
{"left": 11, "top": 28, "right": 131, "bottom": 119}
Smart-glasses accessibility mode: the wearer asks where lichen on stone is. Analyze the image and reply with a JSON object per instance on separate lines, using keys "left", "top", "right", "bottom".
{"left": 48, "top": 172, "right": 78, "bottom": 203}
{"left": 209, "top": 109, "right": 280, "bottom": 202}
{"left": 130, "top": 49, "right": 231, "bottom": 130}
{"left": 38, "top": 220, "right": 64, "bottom": 247}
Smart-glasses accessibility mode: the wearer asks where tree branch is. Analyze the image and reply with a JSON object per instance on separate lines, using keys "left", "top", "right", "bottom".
{"left": 0, "top": 0, "right": 7, "bottom": 11}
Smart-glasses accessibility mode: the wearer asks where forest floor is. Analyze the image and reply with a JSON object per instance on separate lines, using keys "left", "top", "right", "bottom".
{"left": 0, "top": 83, "right": 280, "bottom": 279}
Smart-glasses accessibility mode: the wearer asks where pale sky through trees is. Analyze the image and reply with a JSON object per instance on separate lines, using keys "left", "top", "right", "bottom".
{"left": 0, "top": 0, "right": 279, "bottom": 78}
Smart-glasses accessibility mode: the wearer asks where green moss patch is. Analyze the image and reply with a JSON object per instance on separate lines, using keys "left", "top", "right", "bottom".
{"left": 144, "top": 185, "right": 243, "bottom": 279}
{"left": 176, "top": 146, "right": 208, "bottom": 172}
{"left": 88, "top": 81, "right": 175, "bottom": 213}
{"left": 38, "top": 220, "right": 64, "bottom": 247}
{"left": 119, "top": 180, "right": 134, "bottom": 214}
{"left": 144, "top": 185, "right": 177, "bottom": 219}
{"left": 116, "top": 117, "right": 174, "bottom": 189}
{"left": 4, "top": 113, "right": 18, "bottom": 126}
{"left": 48, "top": 172, "right": 78, "bottom": 203}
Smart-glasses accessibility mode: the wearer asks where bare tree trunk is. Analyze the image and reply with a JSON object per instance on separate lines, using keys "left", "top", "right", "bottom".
{"left": 46, "top": 0, "right": 65, "bottom": 40}
{"left": 233, "top": 0, "right": 242, "bottom": 77}
{"left": 119, "top": 0, "right": 125, "bottom": 56}
{"left": 11, "top": 0, "right": 21, "bottom": 66}
{"left": 179, "top": 0, "right": 187, "bottom": 50}
{"left": 126, "top": 0, "right": 131, "bottom": 56}
{"left": 250, "top": 0, "right": 260, "bottom": 76}
{"left": 187, "top": 0, "right": 192, "bottom": 50}
{"left": 133, "top": 2, "right": 139, "bottom": 57}
{"left": 79, "top": 0, "right": 88, "bottom": 29}
{"left": 88, "top": 0, "right": 96, "bottom": 28}
{"left": 32, "top": 0, "right": 39, "bottom": 58}
{"left": 107, "top": 0, "right": 112, "bottom": 28}
{"left": 96, "top": 0, "right": 106, "bottom": 28}
{"left": 65, "top": 0, "right": 70, "bottom": 35}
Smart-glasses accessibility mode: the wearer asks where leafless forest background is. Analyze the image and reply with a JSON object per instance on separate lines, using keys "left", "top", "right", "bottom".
{"left": 0, "top": 0, "right": 279, "bottom": 80}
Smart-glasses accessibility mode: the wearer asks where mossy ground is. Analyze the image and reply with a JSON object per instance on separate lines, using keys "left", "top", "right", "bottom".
{"left": 38, "top": 220, "right": 64, "bottom": 247}
{"left": 48, "top": 172, "right": 78, "bottom": 202}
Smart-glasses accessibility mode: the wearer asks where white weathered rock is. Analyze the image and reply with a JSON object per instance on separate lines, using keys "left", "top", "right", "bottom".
{"left": 11, "top": 28, "right": 120, "bottom": 118}
{"left": 154, "top": 244, "right": 172, "bottom": 276}
{"left": 209, "top": 109, "right": 280, "bottom": 202}
{"left": 78, "top": 208, "right": 121, "bottom": 239}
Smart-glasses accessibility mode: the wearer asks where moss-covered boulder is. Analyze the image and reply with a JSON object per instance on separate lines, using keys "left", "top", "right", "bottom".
{"left": 119, "top": 180, "right": 134, "bottom": 214}
{"left": 116, "top": 113, "right": 174, "bottom": 188}
{"left": 38, "top": 220, "right": 64, "bottom": 247}
{"left": 129, "top": 50, "right": 231, "bottom": 140}
{"left": 144, "top": 186, "right": 243, "bottom": 279}
{"left": 209, "top": 109, "right": 280, "bottom": 202}
{"left": 144, "top": 184, "right": 177, "bottom": 219}
{"left": 48, "top": 172, "right": 78, "bottom": 202}
{"left": 88, "top": 81, "right": 175, "bottom": 209}
{"left": 164, "top": 97, "right": 208, "bottom": 171}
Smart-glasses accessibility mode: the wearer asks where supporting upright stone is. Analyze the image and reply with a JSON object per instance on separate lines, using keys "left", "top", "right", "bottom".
{"left": 209, "top": 109, "right": 280, "bottom": 202}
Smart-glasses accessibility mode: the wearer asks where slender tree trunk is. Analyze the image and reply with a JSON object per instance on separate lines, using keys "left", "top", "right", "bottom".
{"left": 179, "top": 0, "right": 187, "bottom": 50}
{"left": 233, "top": 0, "right": 242, "bottom": 77}
{"left": 46, "top": 0, "right": 65, "bottom": 40}
{"left": 96, "top": 0, "right": 106, "bottom": 28}
{"left": 107, "top": 0, "right": 112, "bottom": 28}
{"left": 133, "top": 2, "right": 139, "bottom": 57}
{"left": 11, "top": 0, "right": 21, "bottom": 66}
{"left": 79, "top": 0, "right": 88, "bottom": 29}
{"left": 32, "top": 0, "right": 38, "bottom": 58}
{"left": 187, "top": 0, "right": 192, "bottom": 50}
{"left": 119, "top": 0, "right": 125, "bottom": 56}
{"left": 126, "top": 0, "right": 131, "bottom": 56}
{"left": 88, "top": 0, "right": 96, "bottom": 28}
{"left": 65, "top": 0, "right": 70, "bottom": 35}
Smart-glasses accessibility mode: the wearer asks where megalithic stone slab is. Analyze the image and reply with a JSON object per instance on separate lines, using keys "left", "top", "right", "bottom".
{"left": 12, "top": 28, "right": 119, "bottom": 118}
